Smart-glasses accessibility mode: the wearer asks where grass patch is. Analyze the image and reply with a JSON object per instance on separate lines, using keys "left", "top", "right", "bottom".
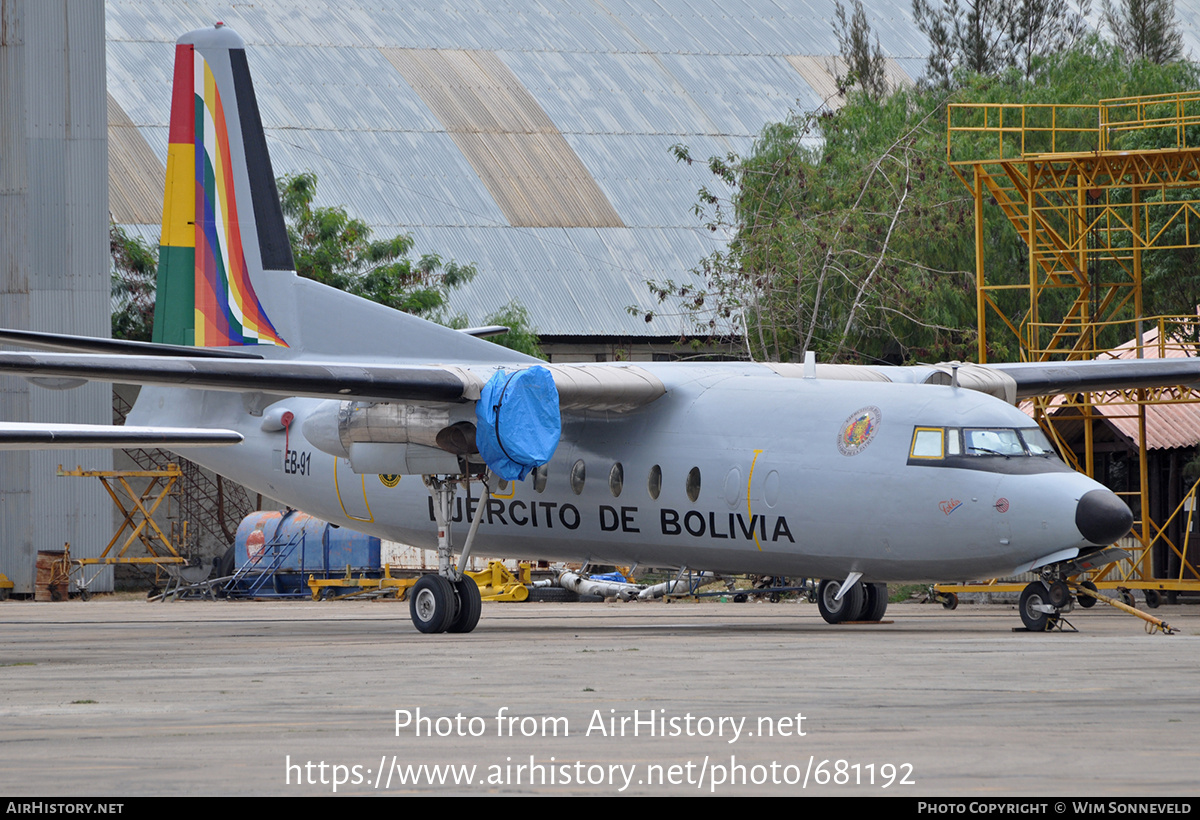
{"left": 888, "top": 583, "right": 926, "bottom": 604}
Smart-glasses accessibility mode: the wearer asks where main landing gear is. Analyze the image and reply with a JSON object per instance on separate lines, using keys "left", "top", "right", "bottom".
{"left": 409, "top": 574, "right": 482, "bottom": 634}
{"left": 411, "top": 473, "right": 488, "bottom": 635}
{"left": 816, "top": 576, "right": 889, "bottom": 624}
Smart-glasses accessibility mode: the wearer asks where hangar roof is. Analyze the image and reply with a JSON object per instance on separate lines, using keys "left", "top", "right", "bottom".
{"left": 104, "top": 0, "right": 925, "bottom": 338}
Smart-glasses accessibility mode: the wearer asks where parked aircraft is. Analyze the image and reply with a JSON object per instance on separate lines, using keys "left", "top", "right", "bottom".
{"left": 5, "top": 23, "right": 1193, "bottom": 635}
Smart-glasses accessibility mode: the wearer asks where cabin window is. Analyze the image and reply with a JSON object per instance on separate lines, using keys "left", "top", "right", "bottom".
{"left": 686, "top": 467, "right": 702, "bottom": 502}
{"left": 648, "top": 465, "right": 662, "bottom": 500}
{"left": 570, "top": 459, "right": 586, "bottom": 495}
{"left": 910, "top": 427, "right": 945, "bottom": 459}
{"left": 609, "top": 463, "right": 624, "bottom": 497}
{"left": 533, "top": 463, "right": 548, "bottom": 493}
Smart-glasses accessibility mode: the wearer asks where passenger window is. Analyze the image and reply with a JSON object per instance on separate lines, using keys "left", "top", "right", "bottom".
{"left": 533, "top": 463, "right": 548, "bottom": 493}
{"left": 609, "top": 463, "right": 623, "bottom": 497}
{"left": 910, "top": 428, "right": 944, "bottom": 459}
{"left": 686, "top": 467, "right": 702, "bottom": 502}
{"left": 648, "top": 465, "right": 662, "bottom": 500}
{"left": 570, "top": 459, "right": 586, "bottom": 495}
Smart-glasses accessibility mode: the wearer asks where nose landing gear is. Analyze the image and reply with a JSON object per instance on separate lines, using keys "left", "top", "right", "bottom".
{"left": 1018, "top": 580, "right": 1071, "bottom": 631}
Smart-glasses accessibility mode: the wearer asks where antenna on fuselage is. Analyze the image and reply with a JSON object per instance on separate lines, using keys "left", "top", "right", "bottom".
{"left": 951, "top": 362, "right": 960, "bottom": 389}
{"left": 803, "top": 350, "right": 816, "bottom": 379}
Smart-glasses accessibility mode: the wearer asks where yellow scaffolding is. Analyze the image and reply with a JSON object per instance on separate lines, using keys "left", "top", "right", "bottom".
{"left": 945, "top": 92, "right": 1200, "bottom": 596}
{"left": 57, "top": 464, "right": 188, "bottom": 597}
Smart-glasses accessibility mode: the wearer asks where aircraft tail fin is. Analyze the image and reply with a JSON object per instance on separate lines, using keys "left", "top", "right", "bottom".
{"left": 148, "top": 24, "right": 535, "bottom": 367}
{"left": 153, "top": 23, "right": 291, "bottom": 350}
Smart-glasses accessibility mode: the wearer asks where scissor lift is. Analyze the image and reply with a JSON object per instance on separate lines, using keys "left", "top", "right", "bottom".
{"left": 57, "top": 463, "right": 188, "bottom": 597}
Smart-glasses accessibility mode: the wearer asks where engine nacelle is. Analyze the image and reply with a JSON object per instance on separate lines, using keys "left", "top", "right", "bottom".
{"left": 301, "top": 400, "right": 478, "bottom": 474}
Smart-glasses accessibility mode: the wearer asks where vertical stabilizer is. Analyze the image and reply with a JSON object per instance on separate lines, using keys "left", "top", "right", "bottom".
{"left": 153, "top": 23, "right": 291, "bottom": 348}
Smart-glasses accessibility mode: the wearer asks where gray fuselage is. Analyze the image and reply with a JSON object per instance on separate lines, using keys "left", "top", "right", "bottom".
{"left": 132, "top": 361, "right": 1108, "bottom": 583}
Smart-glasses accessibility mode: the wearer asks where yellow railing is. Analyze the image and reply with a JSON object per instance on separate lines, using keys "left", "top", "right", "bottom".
{"left": 948, "top": 92, "right": 1200, "bottom": 163}
{"left": 1023, "top": 314, "right": 1200, "bottom": 362}
{"left": 1100, "top": 91, "right": 1200, "bottom": 151}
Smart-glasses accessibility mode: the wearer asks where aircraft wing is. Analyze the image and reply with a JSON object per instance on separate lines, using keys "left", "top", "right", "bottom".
{"left": 988, "top": 359, "right": 1200, "bottom": 399}
{"left": 0, "top": 422, "right": 243, "bottom": 449}
{"left": 0, "top": 351, "right": 665, "bottom": 411}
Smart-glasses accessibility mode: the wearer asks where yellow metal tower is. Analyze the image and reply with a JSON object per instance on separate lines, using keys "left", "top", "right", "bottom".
{"left": 946, "top": 92, "right": 1200, "bottom": 599}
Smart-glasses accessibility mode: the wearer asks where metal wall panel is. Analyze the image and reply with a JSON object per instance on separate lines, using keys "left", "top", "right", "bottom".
{"left": 108, "top": 93, "right": 165, "bottom": 225}
{"left": 383, "top": 47, "right": 624, "bottom": 228}
{"left": 0, "top": 0, "right": 111, "bottom": 594}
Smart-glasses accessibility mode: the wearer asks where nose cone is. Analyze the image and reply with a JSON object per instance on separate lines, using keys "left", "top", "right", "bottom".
{"left": 1076, "top": 489, "right": 1133, "bottom": 545}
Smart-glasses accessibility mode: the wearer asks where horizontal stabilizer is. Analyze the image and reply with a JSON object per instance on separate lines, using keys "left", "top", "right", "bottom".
{"left": 0, "top": 422, "right": 243, "bottom": 450}
{"left": 0, "top": 328, "right": 263, "bottom": 358}
{"left": 458, "top": 326, "right": 510, "bottom": 338}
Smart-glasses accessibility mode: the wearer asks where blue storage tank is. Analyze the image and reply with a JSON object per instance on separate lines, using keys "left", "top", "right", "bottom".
{"left": 233, "top": 510, "right": 382, "bottom": 594}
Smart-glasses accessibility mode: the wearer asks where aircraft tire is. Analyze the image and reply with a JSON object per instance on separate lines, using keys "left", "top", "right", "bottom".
{"left": 1076, "top": 581, "right": 1098, "bottom": 608}
{"left": 448, "top": 576, "right": 482, "bottom": 634}
{"left": 1019, "top": 582, "right": 1055, "bottom": 632}
{"left": 861, "top": 582, "right": 888, "bottom": 622}
{"left": 1046, "top": 580, "right": 1070, "bottom": 609}
{"left": 817, "top": 579, "right": 866, "bottom": 624}
{"left": 410, "top": 575, "right": 456, "bottom": 634}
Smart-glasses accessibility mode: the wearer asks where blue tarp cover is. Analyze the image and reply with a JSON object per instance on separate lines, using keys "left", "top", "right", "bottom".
{"left": 475, "top": 367, "right": 561, "bottom": 481}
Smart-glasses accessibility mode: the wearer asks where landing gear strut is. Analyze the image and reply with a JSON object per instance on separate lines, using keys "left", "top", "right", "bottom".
{"left": 411, "top": 473, "right": 489, "bottom": 635}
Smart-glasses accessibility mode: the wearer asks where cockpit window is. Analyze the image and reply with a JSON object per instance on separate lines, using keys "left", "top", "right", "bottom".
{"left": 963, "top": 428, "right": 1026, "bottom": 457}
{"left": 910, "top": 428, "right": 945, "bottom": 459}
{"left": 1019, "top": 427, "right": 1056, "bottom": 455}
{"left": 909, "top": 425, "right": 1066, "bottom": 473}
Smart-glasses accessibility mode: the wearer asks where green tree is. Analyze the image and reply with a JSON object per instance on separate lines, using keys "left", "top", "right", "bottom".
{"left": 649, "top": 36, "right": 1200, "bottom": 365}
{"left": 111, "top": 224, "right": 157, "bottom": 341}
{"left": 452, "top": 301, "right": 546, "bottom": 359}
{"left": 1102, "top": 0, "right": 1184, "bottom": 64}
{"left": 278, "top": 172, "right": 476, "bottom": 319}
{"left": 913, "top": 0, "right": 1092, "bottom": 86}
{"left": 656, "top": 93, "right": 979, "bottom": 365}
{"left": 834, "top": 0, "right": 889, "bottom": 100}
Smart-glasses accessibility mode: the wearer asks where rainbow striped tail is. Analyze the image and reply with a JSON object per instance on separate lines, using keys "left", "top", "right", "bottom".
{"left": 153, "top": 23, "right": 291, "bottom": 349}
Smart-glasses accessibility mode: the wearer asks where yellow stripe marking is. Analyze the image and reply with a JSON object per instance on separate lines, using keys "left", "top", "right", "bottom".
{"left": 747, "top": 449, "right": 763, "bottom": 551}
